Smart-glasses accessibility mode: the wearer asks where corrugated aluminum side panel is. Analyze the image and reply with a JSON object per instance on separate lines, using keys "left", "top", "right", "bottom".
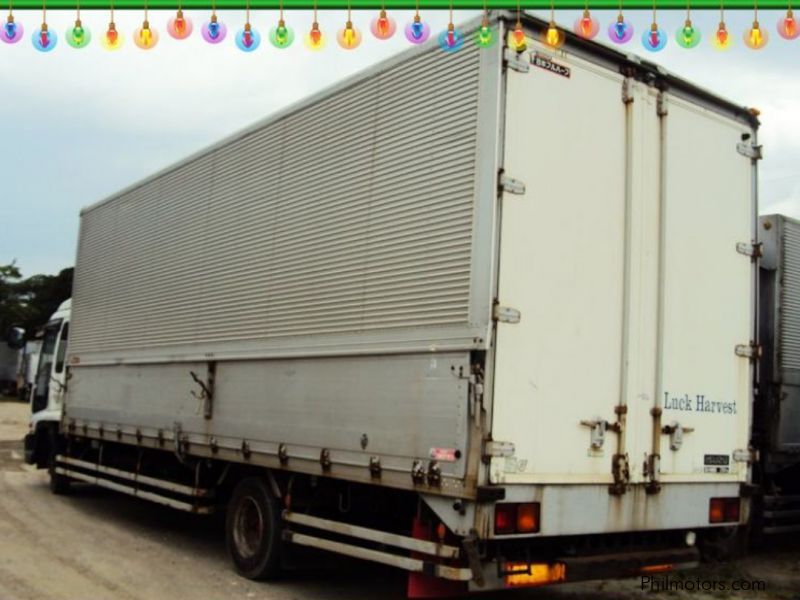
{"left": 781, "top": 219, "right": 800, "bottom": 373}
{"left": 70, "top": 45, "right": 485, "bottom": 362}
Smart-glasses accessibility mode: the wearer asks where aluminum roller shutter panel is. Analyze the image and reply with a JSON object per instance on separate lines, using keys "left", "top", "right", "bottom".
{"left": 70, "top": 44, "right": 483, "bottom": 359}
{"left": 781, "top": 219, "right": 800, "bottom": 374}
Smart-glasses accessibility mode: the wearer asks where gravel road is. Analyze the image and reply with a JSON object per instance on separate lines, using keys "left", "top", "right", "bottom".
{"left": 1, "top": 399, "right": 798, "bottom": 600}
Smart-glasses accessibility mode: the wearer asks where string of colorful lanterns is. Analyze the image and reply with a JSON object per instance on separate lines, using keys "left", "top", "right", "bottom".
{"left": 2, "top": 5, "right": 799, "bottom": 52}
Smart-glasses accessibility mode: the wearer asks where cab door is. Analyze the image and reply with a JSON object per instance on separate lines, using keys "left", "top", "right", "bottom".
{"left": 32, "top": 320, "right": 69, "bottom": 415}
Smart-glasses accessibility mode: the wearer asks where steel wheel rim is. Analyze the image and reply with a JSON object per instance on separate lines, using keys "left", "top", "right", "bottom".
{"left": 233, "top": 496, "right": 265, "bottom": 559}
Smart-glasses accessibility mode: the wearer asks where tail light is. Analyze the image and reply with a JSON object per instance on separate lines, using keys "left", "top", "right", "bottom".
{"left": 494, "top": 503, "right": 541, "bottom": 535}
{"left": 709, "top": 497, "right": 740, "bottom": 523}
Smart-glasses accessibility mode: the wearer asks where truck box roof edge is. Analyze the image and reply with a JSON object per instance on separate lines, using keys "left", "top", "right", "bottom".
{"left": 79, "top": 11, "right": 758, "bottom": 220}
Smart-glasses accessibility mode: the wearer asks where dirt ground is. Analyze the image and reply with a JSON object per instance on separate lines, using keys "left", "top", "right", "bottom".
{"left": 1, "top": 398, "right": 799, "bottom": 600}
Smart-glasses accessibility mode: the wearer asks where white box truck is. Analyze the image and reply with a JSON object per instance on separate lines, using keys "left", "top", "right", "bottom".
{"left": 21, "top": 11, "right": 761, "bottom": 593}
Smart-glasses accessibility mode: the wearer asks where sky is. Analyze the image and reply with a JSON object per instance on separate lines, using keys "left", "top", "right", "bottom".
{"left": 1, "top": 8, "right": 799, "bottom": 277}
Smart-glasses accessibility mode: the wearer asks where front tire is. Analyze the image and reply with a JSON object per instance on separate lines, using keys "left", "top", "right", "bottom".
{"left": 226, "top": 476, "right": 283, "bottom": 580}
{"left": 48, "top": 453, "right": 71, "bottom": 495}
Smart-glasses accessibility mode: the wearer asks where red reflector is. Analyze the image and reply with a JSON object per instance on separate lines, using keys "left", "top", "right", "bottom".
{"left": 709, "top": 497, "right": 740, "bottom": 524}
{"left": 495, "top": 504, "right": 517, "bottom": 535}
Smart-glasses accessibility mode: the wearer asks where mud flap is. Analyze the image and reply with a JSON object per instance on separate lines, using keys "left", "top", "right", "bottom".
{"left": 407, "top": 518, "right": 467, "bottom": 599}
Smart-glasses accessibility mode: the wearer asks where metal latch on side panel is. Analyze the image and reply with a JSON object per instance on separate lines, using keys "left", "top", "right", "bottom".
{"left": 499, "top": 173, "right": 526, "bottom": 196}
{"left": 736, "top": 242, "right": 763, "bottom": 261}
{"left": 735, "top": 341, "right": 762, "bottom": 362}
{"left": 493, "top": 304, "right": 521, "bottom": 324}
{"left": 503, "top": 48, "right": 530, "bottom": 73}
{"left": 737, "top": 141, "right": 763, "bottom": 160}
{"left": 579, "top": 418, "right": 608, "bottom": 450}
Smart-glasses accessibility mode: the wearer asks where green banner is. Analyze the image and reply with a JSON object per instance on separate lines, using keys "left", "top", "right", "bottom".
{"left": 3, "top": 1, "right": 790, "bottom": 9}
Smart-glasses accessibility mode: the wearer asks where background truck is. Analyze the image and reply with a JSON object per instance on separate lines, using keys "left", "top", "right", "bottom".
{"left": 20, "top": 11, "right": 761, "bottom": 594}
{"left": 753, "top": 214, "right": 800, "bottom": 536}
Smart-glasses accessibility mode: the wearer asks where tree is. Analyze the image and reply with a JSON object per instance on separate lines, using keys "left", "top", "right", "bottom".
{"left": 0, "top": 263, "right": 73, "bottom": 341}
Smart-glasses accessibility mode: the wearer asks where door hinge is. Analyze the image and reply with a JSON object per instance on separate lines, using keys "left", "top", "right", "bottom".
{"left": 483, "top": 440, "right": 515, "bottom": 459}
{"left": 503, "top": 48, "right": 530, "bottom": 73}
{"left": 656, "top": 92, "right": 668, "bottom": 117}
{"left": 499, "top": 173, "right": 526, "bottom": 195}
{"left": 736, "top": 241, "right": 763, "bottom": 260}
{"left": 622, "top": 78, "right": 635, "bottom": 104}
{"left": 493, "top": 304, "right": 521, "bottom": 324}
{"left": 737, "top": 141, "right": 763, "bottom": 160}
{"left": 733, "top": 448, "right": 759, "bottom": 463}
{"left": 735, "top": 341, "right": 762, "bottom": 361}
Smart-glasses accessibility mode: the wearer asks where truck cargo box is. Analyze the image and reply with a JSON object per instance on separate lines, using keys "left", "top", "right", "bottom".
{"left": 64, "top": 12, "right": 760, "bottom": 541}
{"left": 756, "top": 214, "right": 800, "bottom": 471}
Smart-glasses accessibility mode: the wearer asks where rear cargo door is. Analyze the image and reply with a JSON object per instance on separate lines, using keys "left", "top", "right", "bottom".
{"left": 653, "top": 95, "right": 754, "bottom": 483}
{"left": 490, "top": 51, "right": 627, "bottom": 484}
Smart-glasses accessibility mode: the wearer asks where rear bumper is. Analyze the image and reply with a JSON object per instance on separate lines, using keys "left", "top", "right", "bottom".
{"left": 471, "top": 546, "right": 700, "bottom": 591}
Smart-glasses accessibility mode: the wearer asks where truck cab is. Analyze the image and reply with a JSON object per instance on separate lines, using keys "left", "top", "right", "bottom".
{"left": 24, "top": 299, "right": 71, "bottom": 472}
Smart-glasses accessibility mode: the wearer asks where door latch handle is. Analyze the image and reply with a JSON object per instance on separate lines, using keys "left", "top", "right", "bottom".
{"left": 662, "top": 422, "right": 695, "bottom": 451}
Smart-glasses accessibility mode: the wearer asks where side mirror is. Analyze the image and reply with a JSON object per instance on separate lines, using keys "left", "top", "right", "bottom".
{"left": 6, "top": 327, "right": 26, "bottom": 350}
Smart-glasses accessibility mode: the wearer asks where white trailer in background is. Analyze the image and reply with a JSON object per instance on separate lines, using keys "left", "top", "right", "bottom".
{"left": 23, "top": 12, "right": 760, "bottom": 593}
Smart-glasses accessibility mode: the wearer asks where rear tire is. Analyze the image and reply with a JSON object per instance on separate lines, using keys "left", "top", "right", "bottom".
{"left": 700, "top": 526, "right": 743, "bottom": 562}
{"left": 226, "top": 476, "right": 283, "bottom": 580}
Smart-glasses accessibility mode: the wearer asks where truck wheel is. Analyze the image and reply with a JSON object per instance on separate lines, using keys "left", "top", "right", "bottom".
{"left": 700, "top": 526, "right": 742, "bottom": 562}
{"left": 48, "top": 454, "right": 71, "bottom": 495}
{"left": 226, "top": 477, "right": 282, "bottom": 580}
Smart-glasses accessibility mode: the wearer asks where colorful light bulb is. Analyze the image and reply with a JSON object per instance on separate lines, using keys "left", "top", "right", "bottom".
{"left": 608, "top": 14, "right": 633, "bottom": 44}
{"left": 508, "top": 22, "right": 526, "bottom": 52}
{"left": 713, "top": 21, "right": 731, "bottom": 50}
{"left": 370, "top": 9, "right": 396, "bottom": 40}
{"left": 235, "top": 23, "right": 261, "bottom": 51}
{"left": 201, "top": 15, "right": 227, "bottom": 43}
{"left": 66, "top": 19, "right": 91, "bottom": 48}
{"left": 744, "top": 20, "right": 768, "bottom": 49}
{"left": 134, "top": 20, "right": 159, "bottom": 49}
{"left": 676, "top": 18, "right": 701, "bottom": 48}
{"left": 32, "top": 24, "right": 56, "bottom": 52}
{"left": 642, "top": 23, "right": 666, "bottom": 51}
{"left": 304, "top": 21, "right": 325, "bottom": 50}
{"left": 778, "top": 9, "right": 799, "bottom": 40}
{"left": 574, "top": 9, "right": 599, "bottom": 39}
{"left": 438, "top": 22, "right": 463, "bottom": 52}
{"left": 337, "top": 20, "right": 362, "bottom": 49}
{"left": 167, "top": 9, "right": 193, "bottom": 40}
{"left": 2, "top": 14, "right": 23, "bottom": 43}
{"left": 101, "top": 21, "right": 123, "bottom": 50}
{"left": 404, "top": 15, "right": 430, "bottom": 44}
{"left": 475, "top": 19, "right": 496, "bottom": 48}
{"left": 269, "top": 19, "right": 295, "bottom": 48}
{"left": 543, "top": 21, "right": 564, "bottom": 48}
